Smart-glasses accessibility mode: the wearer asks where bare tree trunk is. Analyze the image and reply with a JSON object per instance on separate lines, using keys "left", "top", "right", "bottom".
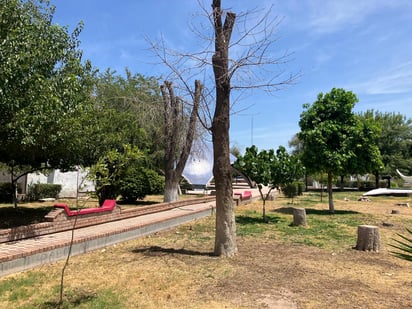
{"left": 161, "top": 80, "right": 202, "bottom": 203}
{"left": 374, "top": 171, "right": 379, "bottom": 188}
{"left": 163, "top": 170, "right": 180, "bottom": 202}
{"left": 327, "top": 171, "right": 335, "bottom": 213}
{"left": 211, "top": 0, "right": 237, "bottom": 257}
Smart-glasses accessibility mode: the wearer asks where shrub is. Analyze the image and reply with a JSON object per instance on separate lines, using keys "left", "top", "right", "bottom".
{"left": 0, "top": 182, "right": 24, "bottom": 203}
{"left": 118, "top": 167, "right": 164, "bottom": 203}
{"left": 27, "top": 183, "right": 62, "bottom": 201}
{"left": 357, "top": 181, "right": 382, "bottom": 191}
{"left": 0, "top": 183, "right": 14, "bottom": 203}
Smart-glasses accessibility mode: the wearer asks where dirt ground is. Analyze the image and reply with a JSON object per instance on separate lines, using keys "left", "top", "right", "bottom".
{"left": 210, "top": 238, "right": 411, "bottom": 308}
{"left": 114, "top": 195, "right": 412, "bottom": 308}
{"left": 207, "top": 197, "right": 412, "bottom": 308}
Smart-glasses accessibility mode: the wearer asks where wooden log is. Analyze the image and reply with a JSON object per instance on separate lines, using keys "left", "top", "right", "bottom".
{"left": 391, "top": 209, "right": 401, "bottom": 214}
{"left": 355, "top": 225, "right": 380, "bottom": 252}
{"left": 292, "top": 208, "right": 307, "bottom": 226}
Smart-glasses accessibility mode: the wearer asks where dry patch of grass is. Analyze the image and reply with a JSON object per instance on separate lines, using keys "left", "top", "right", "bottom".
{"left": 0, "top": 192, "right": 411, "bottom": 308}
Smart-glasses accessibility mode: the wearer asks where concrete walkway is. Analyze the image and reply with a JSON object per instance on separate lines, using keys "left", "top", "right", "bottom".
{"left": 0, "top": 201, "right": 215, "bottom": 278}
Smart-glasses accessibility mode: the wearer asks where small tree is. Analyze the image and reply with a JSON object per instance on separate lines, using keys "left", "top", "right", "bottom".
{"left": 298, "top": 88, "right": 360, "bottom": 213}
{"left": 234, "top": 145, "right": 304, "bottom": 221}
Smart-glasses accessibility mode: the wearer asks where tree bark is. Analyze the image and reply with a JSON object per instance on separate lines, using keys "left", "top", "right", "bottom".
{"left": 163, "top": 170, "right": 179, "bottom": 202}
{"left": 211, "top": 0, "right": 237, "bottom": 257}
{"left": 327, "top": 171, "right": 335, "bottom": 213}
{"left": 355, "top": 225, "right": 380, "bottom": 252}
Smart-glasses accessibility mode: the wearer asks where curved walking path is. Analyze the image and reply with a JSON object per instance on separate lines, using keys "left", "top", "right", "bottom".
{"left": 0, "top": 200, "right": 215, "bottom": 278}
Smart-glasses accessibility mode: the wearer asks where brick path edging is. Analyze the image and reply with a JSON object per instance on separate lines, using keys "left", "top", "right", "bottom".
{"left": 0, "top": 203, "right": 215, "bottom": 277}
{"left": 0, "top": 197, "right": 215, "bottom": 244}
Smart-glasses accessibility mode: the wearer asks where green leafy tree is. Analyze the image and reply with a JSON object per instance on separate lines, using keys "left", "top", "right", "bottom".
{"left": 348, "top": 112, "right": 383, "bottom": 187}
{"left": 94, "top": 69, "right": 163, "bottom": 167}
{"left": 234, "top": 145, "right": 304, "bottom": 220}
{"left": 361, "top": 111, "right": 412, "bottom": 180}
{"left": 298, "top": 88, "right": 359, "bottom": 213}
{"left": 78, "top": 102, "right": 150, "bottom": 167}
{"left": 0, "top": 0, "right": 95, "bottom": 206}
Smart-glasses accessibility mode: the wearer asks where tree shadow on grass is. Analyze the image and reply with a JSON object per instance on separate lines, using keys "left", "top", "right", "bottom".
{"left": 40, "top": 291, "right": 97, "bottom": 309}
{"left": 0, "top": 206, "right": 52, "bottom": 229}
{"left": 132, "top": 246, "right": 215, "bottom": 257}
{"left": 236, "top": 214, "right": 284, "bottom": 225}
{"left": 273, "top": 207, "right": 360, "bottom": 216}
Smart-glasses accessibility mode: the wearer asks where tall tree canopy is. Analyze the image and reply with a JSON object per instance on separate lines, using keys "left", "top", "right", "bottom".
{"left": 361, "top": 111, "right": 412, "bottom": 177}
{"left": 0, "top": 0, "right": 96, "bottom": 206}
{"left": 298, "top": 88, "right": 379, "bottom": 213}
{"left": 90, "top": 69, "right": 162, "bottom": 166}
{"left": 0, "top": 0, "right": 95, "bottom": 168}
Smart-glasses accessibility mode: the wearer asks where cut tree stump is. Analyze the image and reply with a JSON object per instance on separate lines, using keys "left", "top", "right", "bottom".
{"left": 355, "top": 225, "right": 380, "bottom": 252}
{"left": 292, "top": 208, "right": 307, "bottom": 226}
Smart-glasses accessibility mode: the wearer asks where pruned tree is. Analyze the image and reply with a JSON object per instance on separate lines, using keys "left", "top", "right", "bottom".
{"left": 161, "top": 80, "right": 202, "bottom": 202}
{"left": 210, "top": 0, "right": 238, "bottom": 256}
{"left": 148, "top": 0, "right": 298, "bottom": 256}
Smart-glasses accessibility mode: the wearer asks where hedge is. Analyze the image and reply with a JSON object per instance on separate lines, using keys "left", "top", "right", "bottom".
{"left": 27, "top": 183, "right": 62, "bottom": 201}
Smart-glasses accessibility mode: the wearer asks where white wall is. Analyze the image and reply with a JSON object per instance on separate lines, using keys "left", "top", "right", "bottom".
{"left": 27, "top": 168, "right": 95, "bottom": 198}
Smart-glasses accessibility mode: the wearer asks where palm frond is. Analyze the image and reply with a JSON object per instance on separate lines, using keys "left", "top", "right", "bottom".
{"left": 389, "top": 228, "right": 412, "bottom": 262}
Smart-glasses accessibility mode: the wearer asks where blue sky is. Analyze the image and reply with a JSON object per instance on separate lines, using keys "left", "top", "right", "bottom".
{"left": 52, "top": 0, "right": 412, "bottom": 153}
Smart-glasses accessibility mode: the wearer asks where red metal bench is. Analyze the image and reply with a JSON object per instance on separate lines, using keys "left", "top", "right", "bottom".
{"left": 54, "top": 199, "right": 117, "bottom": 216}
{"left": 234, "top": 190, "right": 252, "bottom": 200}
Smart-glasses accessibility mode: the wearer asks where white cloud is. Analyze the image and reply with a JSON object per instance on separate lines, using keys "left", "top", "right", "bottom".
{"left": 351, "top": 60, "right": 412, "bottom": 95}
{"left": 279, "top": 0, "right": 412, "bottom": 35}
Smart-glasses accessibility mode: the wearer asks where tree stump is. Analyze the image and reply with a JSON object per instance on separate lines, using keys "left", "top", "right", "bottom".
{"left": 292, "top": 208, "right": 307, "bottom": 226}
{"left": 355, "top": 225, "right": 380, "bottom": 252}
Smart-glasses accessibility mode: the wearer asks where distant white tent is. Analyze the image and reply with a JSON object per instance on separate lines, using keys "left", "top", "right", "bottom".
{"left": 182, "top": 140, "right": 236, "bottom": 188}
{"left": 363, "top": 188, "right": 412, "bottom": 196}
{"left": 397, "top": 169, "right": 412, "bottom": 186}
